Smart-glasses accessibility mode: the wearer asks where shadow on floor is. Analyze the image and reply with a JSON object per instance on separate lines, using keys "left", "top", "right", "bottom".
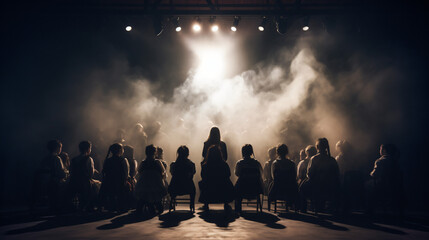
{"left": 6, "top": 211, "right": 117, "bottom": 235}
{"left": 96, "top": 211, "right": 156, "bottom": 230}
{"left": 240, "top": 211, "right": 286, "bottom": 229}
{"left": 321, "top": 213, "right": 414, "bottom": 235}
{"left": 198, "top": 210, "right": 238, "bottom": 228}
{"left": 158, "top": 211, "right": 195, "bottom": 228}
{"left": 278, "top": 212, "right": 349, "bottom": 231}
{"left": 369, "top": 214, "right": 429, "bottom": 233}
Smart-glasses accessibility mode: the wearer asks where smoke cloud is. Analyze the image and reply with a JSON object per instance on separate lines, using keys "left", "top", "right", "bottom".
{"left": 2, "top": 23, "right": 428, "bottom": 207}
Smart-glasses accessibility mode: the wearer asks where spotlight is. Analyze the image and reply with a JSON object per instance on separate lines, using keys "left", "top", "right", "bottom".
{"left": 210, "top": 16, "right": 219, "bottom": 32}
{"left": 258, "top": 16, "right": 267, "bottom": 32}
{"left": 153, "top": 15, "right": 164, "bottom": 37}
{"left": 174, "top": 17, "right": 181, "bottom": 32}
{"left": 276, "top": 16, "right": 287, "bottom": 35}
{"left": 231, "top": 16, "right": 240, "bottom": 32}
{"left": 125, "top": 25, "right": 132, "bottom": 32}
{"left": 302, "top": 17, "right": 310, "bottom": 31}
{"left": 192, "top": 17, "right": 202, "bottom": 32}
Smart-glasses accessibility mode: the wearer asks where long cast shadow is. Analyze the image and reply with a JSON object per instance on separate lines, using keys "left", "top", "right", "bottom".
{"left": 6, "top": 211, "right": 117, "bottom": 235}
{"left": 198, "top": 210, "right": 239, "bottom": 228}
{"left": 96, "top": 211, "right": 156, "bottom": 230}
{"left": 278, "top": 212, "right": 349, "bottom": 231}
{"left": 322, "top": 213, "right": 412, "bottom": 235}
{"left": 158, "top": 211, "right": 195, "bottom": 228}
{"left": 240, "top": 211, "right": 286, "bottom": 229}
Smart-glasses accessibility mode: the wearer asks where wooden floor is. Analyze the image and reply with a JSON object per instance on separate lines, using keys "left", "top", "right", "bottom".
{"left": 1, "top": 204, "right": 428, "bottom": 240}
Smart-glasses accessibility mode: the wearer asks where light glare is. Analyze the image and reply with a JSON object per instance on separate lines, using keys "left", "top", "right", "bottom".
{"left": 231, "top": 26, "right": 237, "bottom": 32}
{"left": 211, "top": 25, "right": 219, "bottom": 32}
{"left": 303, "top": 26, "right": 309, "bottom": 31}
{"left": 193, "top": 23, "right": 201, "bottom": 32}
{"left": 125, "top": 26, "right": 132, "bottom": 32}
{"left": 176, "top": 26, "right": 182, "bottom": 32}
{"left": 258, "top": 26, "right": 264, "bottom": 31}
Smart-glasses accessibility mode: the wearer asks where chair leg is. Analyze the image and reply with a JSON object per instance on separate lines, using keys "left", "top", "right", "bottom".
{"left": 169, "top": 197, "right": 174, "bottom": 212}
{"left": 274, "top": 200, "right": 277, "bottom": 213}
{"left": 268, "top": 200, "right": 271, "bottom": 211}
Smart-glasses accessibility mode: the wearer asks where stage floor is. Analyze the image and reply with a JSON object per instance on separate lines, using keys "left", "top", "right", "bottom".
{"left": 1, "top": 204, "right": 428, "bottom": 240}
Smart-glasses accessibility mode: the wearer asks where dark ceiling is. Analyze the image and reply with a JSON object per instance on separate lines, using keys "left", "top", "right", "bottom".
{"left": 1, "top": 0, "right": 424, "bottom": 16}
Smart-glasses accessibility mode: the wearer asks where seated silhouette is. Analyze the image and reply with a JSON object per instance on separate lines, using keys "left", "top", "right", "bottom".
{"left": 368, "top": 143, "right": 404, "bottom": 215}
{"left": 297, "top": 145, "right": 317, "bottom": 212}
{"left": 263, "top": 146, "right": 277, "bottom": 196}
{"left": 34, "top": 139, "right": 68, "bottom": 211}
{"left": 168, "top": 145, "right": 196, "bottom": 212}
{"left": 234, "top": 144, "right": 264, "bottom": 213}
{"left": 68, "top": 141, "right": 101, "bottom": 211}
{"left": 335, "top": 140, "right": 365, "bottom": 213}
{"left": 99, "top": 143, "right": 130, "bottom": 211}
{"left": 199, "top": 145, "right": 234, "bottom": 211}
{"left": 123, "top": 145, "right": 138, "bottom": 208}
{"left": 268, "top": 144, "right": 298, "bottom": 211}
{"left": 306, "top": 138, "right": 340, "bottom": 213}
{"left": 135, "top": 144, "right": 167, "bottom": 215}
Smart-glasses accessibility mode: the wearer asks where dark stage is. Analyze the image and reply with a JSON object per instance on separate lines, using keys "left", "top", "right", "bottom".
{"left": 2, "top": 204, "right": 429, "bottom": 240}
{"left": 1, "top": 1, "right": 429, "bottom": 239}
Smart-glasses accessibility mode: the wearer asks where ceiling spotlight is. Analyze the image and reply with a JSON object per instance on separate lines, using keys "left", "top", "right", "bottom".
{"left": 302, "top": 17, "right": 310, "bottom": 31}
{"left": 192, "top": 17, "right": 202, "bottom": 32}
{"left": 276, "top": 16, "right": 288, "bottom": 35}
{"left": 174, "top": 17, "right": 181, "bottom": 32}
{"left": 231, "top": 16, "right": 240, "bottom": 32}
{"left": 210, "top": 16, "right": 219, "bottom": 32}
{"left": 125, "top": 25, "right": 132, "bottom": 32}
{"left": 258, "top": 16, "right": 267, "bottom": 32}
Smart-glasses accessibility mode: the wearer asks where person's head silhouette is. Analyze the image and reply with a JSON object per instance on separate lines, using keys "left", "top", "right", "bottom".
{"left": 107, "top": 143, "right": 124, "bottom": 158}
{"left": 268, "top": 146, "right": 277, "bottom": 161}
{"left": 47, "top": 139, "right": 62, "bottom": 155}
{"left": 79, "top": 141, "right": 92, "bottom": 155}
{"left": 276, "top": 144, "right": 289, "bottom": 159}
{"left": 207, "top": 127, "right": 221, "bottom": 144}
{"left": 241, "top": 144, "right": 254, "bottom": 159}
{"left": 145, "top": 144, "right": 156, "bottom": 158}
{"left": 316, "top": 138, "right": 331, "bottom": 156}
{"left": 305, "top": 145, "right": 317, "bottom": 159}
{"left": 176, "top": 145, "right": 189, "bottom": 160}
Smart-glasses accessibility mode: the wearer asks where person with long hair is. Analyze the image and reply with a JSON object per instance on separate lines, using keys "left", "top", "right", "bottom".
{"left": 234, "top": 144, "right": 263, "bottom": 213}
{"left": 99, "top": 143, "right": 129, "bottom": 211}
{"left": 268, "top": 144, "right": 298, "bottom": 210}
{"left": 199, "top": 145, "right": 234, "bottom": 211}
{"left": 168, "top": 145, "right": 196, "bottom": 211}
{"left": 202, "top": 127, "right": 228, "bottom": 164}
{"left": 306, "top": 138, "right": 340, "bottom": 213}
{"left": 135, "top": 144, "right": 167, "bottom": 215}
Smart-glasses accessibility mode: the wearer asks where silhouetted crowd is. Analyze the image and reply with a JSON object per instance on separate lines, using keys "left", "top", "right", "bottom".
{"left": 32, "top": 126, "right": 404, "bottom": 217}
